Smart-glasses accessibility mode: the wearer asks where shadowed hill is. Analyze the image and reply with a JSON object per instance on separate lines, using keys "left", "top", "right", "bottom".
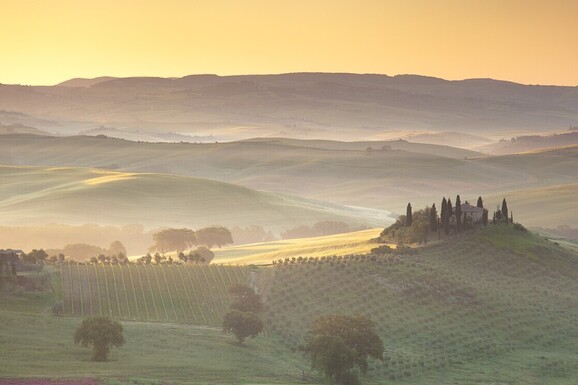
{"left": 2, "top": 73, "right": 578, "bottom": 139}
{"left": 0, "top": 165, "right": 391, "bottom": 230}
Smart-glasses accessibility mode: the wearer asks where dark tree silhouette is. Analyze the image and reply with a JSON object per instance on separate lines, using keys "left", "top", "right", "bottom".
{"left": 482, "top": 208, "right": 489, "bottom": 226}
{"left": 229, "top": 283, "right": 263, "bottom": 313}
{"left": 441, "top": 197, "right": 449, "bottom": 235}
{"left": 455, "top": 195, "right": 462, "bottom": 233}
{"left": 429, "top": 203, "right": 438, "bottom": 232}
{"left": 501, "top": 198, "right": 509, "bottom": 224}
{"left": 405, "top": 203, "right": 413, "bottom": 227}
{"left": 476, "top": 196, "right": 484, "bottom": 208}
{"left": 74, "top": 316, "right": 124, "bottom": 361}
{"left": 306, "top": 314, "right": 383, "bottom": 384}
{"left": 222, "top": 310, "right": 263, "bottom": 344}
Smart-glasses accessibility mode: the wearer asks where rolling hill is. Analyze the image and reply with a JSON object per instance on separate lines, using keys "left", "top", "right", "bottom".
{"left": 1, "top": 134, "right": 578, "bottom": 225}
{"left": 1, "top": 73, "right": 578, "bottom": 140}
{"left": 0, "top": 165, "right": 391, "bottom": 231}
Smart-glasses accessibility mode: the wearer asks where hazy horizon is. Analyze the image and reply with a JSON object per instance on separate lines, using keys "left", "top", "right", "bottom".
{"left": 2, "top": 0, "right": 578, "bottom": 86}
{"left": 6, "top": 71, "right": 578, "bottom": 88}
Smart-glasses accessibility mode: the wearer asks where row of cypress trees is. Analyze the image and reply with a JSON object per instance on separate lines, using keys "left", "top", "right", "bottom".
{"left": 405, "top": 195, "right": 509, "bottom": 236}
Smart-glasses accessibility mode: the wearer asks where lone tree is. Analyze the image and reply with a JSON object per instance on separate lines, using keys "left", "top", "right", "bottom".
{"left": 405, "top": 203, "right": 413, "bottom": 227}
{"left": 306, "top": 314, "right": 383, "bottom": 385}
{"left": 222, "top": 309, "right": 263, "bottom": 344}
{"left": 223, "top": 283, "right": 264, "bottom": 344}
{"left": 74, "top": 316, "right": 124, "bottom": 361}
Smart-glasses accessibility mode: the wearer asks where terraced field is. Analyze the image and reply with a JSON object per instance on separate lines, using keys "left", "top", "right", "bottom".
{"left": 59, "top": 264, "right": 248, "bottom": 325}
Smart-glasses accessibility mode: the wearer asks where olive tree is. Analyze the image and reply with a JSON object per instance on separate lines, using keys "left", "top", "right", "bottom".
{"left": 222, "top": 309, "right": 263, "bottom": 344}
{"left": 306, "top": 314, "right": 383, "bottom": 384}
{"left": 74, "top": 316, "right": 125, "bottom": 361}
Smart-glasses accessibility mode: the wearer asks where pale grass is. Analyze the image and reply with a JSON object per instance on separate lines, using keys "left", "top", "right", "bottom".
{"left": 213, "top": 228, "right": 389, "bottom": 265}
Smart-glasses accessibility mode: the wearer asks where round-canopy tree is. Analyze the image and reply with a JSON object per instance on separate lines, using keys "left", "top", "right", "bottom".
{"left": 306, "top": 314, "right": 383, "bottom": 384}
{"left": 195, "top": 226, "right": 233, "bottom": 249}
{"left": 74, "top": 316, "right": 125, "bottom": 361}
{"left": 222, "top": 309, "right": 263, "bottom": 344}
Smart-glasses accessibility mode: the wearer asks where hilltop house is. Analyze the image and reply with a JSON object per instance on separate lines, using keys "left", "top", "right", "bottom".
{"left": 460, "top": 203, "right": 484, "bottom": 223}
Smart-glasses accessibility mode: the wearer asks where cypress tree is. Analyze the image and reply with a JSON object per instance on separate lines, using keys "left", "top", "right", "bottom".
{"left": 455, "top": 195, "right": 462, "bottom": 233}
{"left": 441, "top": 198, "right": 448, "bottom": 236}
{"left": 482, "top": 208, "right": 489, "bottom": 226}
{"left": 430, "top": 203, "right": 438, "bottom": 232}
{"left": 405, "top": 203, "right": 413, "bottom": 227}
{"left": 501, "top": 198, "right": 509, "bottom": 224}
{"left": 445, "top": 198, "right": 453, "bottom": 235}
{"left": 476, "top": 196, "right": 483, "bottom": 208}
{"left": 441, "top": 198, "right": 447, "bottom": 224}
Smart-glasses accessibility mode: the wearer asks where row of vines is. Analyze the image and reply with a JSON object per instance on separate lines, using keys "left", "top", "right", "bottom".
{"left": 60, "top": 264, "right": 248, "bottom": 326}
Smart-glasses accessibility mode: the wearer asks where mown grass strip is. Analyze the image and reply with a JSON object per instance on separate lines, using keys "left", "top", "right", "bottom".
{"left": 151, "top": 265, "right": 170, "bottom": 320}
{"left": 109, "top": 265, "right": 123, "bottom": 317}
{"left": 84, "top": 264, "right": 93, "bottom": 315}
{"left": 126, "top": 264, "right": 142, "bottom": 319}
{"left": 184, "top": 265, "right": 208, "bottom": 324}
{"left": 101, "top": 263, "right": 114, "bottom": 317}
{"left": 93, "top": 263, "right": 103, "bottom": 316}
{"left": 75, "top": 265, "right": 84, "bottom": 316}
{"left": 159, "top": 264, "right": 179, "bottom": 321}
{"left": 175, "top": 265, "right": 195, "bottom": 322}
{"left": 166, "top": 265, "right": 187, "bottom": 321}
{"left": 136, "top": 264, "right": 157, "bottom": 320}
{"left": 117, "top": 265, "right": 132, "bottom": 319}
{"left": 67, "top": 264, "right": 75, "bottom": 315}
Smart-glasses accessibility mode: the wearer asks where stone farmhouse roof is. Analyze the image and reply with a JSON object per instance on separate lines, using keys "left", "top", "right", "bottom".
{"left": 460, "top": 203, "right": 484, "bottom": 214}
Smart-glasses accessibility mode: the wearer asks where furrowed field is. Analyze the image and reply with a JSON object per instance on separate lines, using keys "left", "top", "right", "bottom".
{"left": 59, "top": 265, "right": 249, "bottom": 325}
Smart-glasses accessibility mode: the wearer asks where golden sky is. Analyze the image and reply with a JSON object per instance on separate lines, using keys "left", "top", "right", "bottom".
{"left": 1, "top": 0, "right": 577, "bottom": 86}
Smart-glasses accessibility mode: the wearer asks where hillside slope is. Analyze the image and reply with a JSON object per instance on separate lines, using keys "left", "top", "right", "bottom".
{"left": 213, "top": 228, "right": 385, "bottom": 265}
{"left": 262, "top": 225, "right": 578, "bottom": 384}
{"left": 2, "top": 224, "right": 577, "bottom": 385}
{"left": 0, "top": 165, "right": 391, "bottom": 230}
{"left": 2, "top": 135, "right": 578, "bottom": 222}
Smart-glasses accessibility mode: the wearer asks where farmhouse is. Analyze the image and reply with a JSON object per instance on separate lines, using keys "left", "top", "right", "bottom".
{"left": 460, "top": 203, "right": 484, "bottom": 223}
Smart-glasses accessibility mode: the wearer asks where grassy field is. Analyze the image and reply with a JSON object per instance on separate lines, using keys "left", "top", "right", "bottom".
{"left": 0, "top": 165, "right": 389, "bottom": 230}
{"left": 2, "top": 225, "right": 578, "bottom": 384}
{"left": 213, "top": 228, "right": 385, "bottom": 265}
{"left": 0, "top": 290, "right": 307, "bottom": 384}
